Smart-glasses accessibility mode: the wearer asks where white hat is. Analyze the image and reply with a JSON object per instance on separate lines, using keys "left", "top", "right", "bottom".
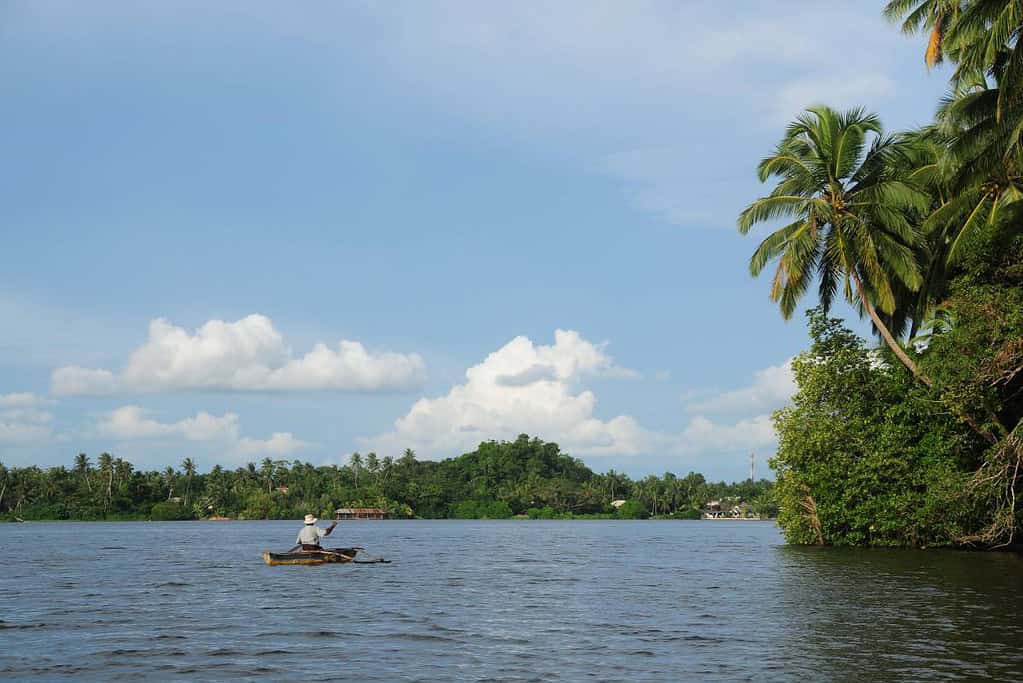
{"left": 304, "top": 514, "right": 317, "bottom": 525}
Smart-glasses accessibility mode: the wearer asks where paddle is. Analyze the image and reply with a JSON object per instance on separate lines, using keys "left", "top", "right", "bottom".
{"left": 321, "top": 547, "right": 390, "bottom": 564}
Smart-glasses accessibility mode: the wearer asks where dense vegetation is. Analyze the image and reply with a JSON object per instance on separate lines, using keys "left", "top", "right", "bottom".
{"left": 740, "top": 1, "right": 1023, "bottom": 547}
{"left": 0, "top": 435, "right": 775, "bottom": 522}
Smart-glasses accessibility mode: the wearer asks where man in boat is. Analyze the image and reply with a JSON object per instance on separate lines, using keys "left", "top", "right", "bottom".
{"left": 294, "top": 514, "right": 337, "bottom": 551}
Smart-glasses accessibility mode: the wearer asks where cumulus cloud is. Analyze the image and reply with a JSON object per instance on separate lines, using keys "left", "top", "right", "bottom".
{"left": 52, "top": 314, "right": 426, "bottom": 395}
{"left": 684, "top": 359, "right": 795, "bottom": 416}
{"left": 0, "top": 392, "right": 54, "bottom": 408}
{"left": 51, "top": 367, "right": 117, "bottom": 395}
{"left": 97, "top": 406, "right": 240, "bottom": 442}
{"left": 237, "top": 432, "right": 310, "bottom": 456}
{"left": 360, "top": 330, "right": 649, "bottom": 457}
{"left": 0, "top": 392, "right": 55, "bottom": 443}
{"left": 359, "top": 331, "right": 786, "bottom": 460}
{"left": 95, "top": 405, "right": 311, "bottom": 458}
{"left": 678, "top": 414, "right": 776, "bottom": 452}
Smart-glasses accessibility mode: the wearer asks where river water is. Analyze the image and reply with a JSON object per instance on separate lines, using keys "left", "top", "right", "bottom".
{"left": 1, "top": 520, "right": 1022, "bottom": 681}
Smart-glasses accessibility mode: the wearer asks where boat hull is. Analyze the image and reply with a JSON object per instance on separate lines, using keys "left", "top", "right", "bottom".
{"left": 262, "top": 548, "right": 358, "bottom": 566}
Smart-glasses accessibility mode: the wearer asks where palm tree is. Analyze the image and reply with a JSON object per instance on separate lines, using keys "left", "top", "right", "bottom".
{"left": 943, "top": 0, "right": 1023, "bottom": 122}
{"left": 887, "top": 1, "right": 1023, "bottom": 277}
{"left": 399, "top": 448, "right": 417, "bottom": 470}
{"left": 349, "top": 452, "right": 363, "bottom": 489}
{"left": 926, "top": 86, "right": 1023, "bottom": 264}
{"left": 888, "top": 0, "right": 1023, "bottom": 151}
{"left": 380, "top": 456, "right": 394, "bottom": 483}
{"left": 0, "top": 462, "right": 8, "bottom": 511}
{"left": 182, "top": 458, "right": 196, "bottom": 505}
{"left": 74, "top": 453, "right": 93, "bottom": 493}
{"left": 260, "top": 457, "right": 275, "bottom": 493}
{"left": 164, "top": 466, "right": 176, "bottom": 500}
{"left": 366, "top": 452, "right": 380, "bottom": 483}
{"left": 883, "top": 0, "right": 965, "bottom": 67}
{"left": 97, "top": 452, "right": 114, "bottom": 512}
{"left": 738, "top": 106, "right": 932, "bottom": 383}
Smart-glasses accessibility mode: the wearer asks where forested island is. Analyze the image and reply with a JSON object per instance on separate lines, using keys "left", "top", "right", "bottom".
{"left": 0, "top": 435, "right": 775, "bottom": 522}
{"left": 737, "top": 2, "right": 1023, "bottom": 547}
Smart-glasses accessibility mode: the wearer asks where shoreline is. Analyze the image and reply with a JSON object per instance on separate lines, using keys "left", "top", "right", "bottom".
{"left": 5, "top": 517, "right": 779, "bottom": 523}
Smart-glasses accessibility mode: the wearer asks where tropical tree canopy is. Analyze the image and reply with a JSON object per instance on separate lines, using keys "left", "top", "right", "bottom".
{"left": 738, "top": 106, "right": 927, "bottom": 319}
{"left": 738, "top": 106, "right": 932, "bottom": 381}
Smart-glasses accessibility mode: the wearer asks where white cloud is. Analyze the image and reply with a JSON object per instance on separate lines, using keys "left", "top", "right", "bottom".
{"left": 95, "top": 405, "right": 311, "bottom": 459}
{"left": 51, "top": 367, "right": 117, "bottom": 396}
{"left": 0, "top": 420, "right": 51, "bottom": 444}
{"left": 97, "top": 406, "right": 240, "bottom": 442}
{"left": 678, "top": 414, "right": 776, "bottom": 453}
{"left": 0, "top": 392, "right": 54, "bottom": 408}
{"left": 52, "top": 314, "right": 426, "bottom": 395}
{"left": 238, "top": 432, "right": 310, "bottom": 457}
{"left": 360, "top": 330, "right": 648, "bottom": 457}
{"left": 772, "top": 73, "right": 897, "bottom": 125}
{"left": 684, "top": 359, "right": 795, "bottom": 416}
{"left": 0, "top": 392, "right": 55, "bottom": 443}
{"left": 360, "top": 331, "right": 785, "bottom": 460}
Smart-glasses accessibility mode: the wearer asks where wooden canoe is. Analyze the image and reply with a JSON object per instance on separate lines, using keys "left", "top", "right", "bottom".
{"left": 262, "top": 547, "right": 359, "bottom": 566}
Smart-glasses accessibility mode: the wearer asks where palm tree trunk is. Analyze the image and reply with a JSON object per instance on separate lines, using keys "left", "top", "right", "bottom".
{"left": 852, "top": 271, "right": 931, "bottom": 386}
{"left": 853, "top": 272, "right": 998, "bottom": 445}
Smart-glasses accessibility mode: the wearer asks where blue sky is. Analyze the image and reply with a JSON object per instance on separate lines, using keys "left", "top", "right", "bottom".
{"left": 1, "top": 1, "right": 948, "bottom": 479}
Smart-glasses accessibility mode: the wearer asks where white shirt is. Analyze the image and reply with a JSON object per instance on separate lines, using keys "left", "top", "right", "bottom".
{"left": 296, "top": 525, "right": 328, "bottom": 545}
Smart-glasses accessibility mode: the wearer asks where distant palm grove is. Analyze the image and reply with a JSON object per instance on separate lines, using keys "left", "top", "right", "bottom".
{"left": 737, "top": 1, "right": 1022, "bottom": 546}
{"left": 0, "top": 435, "right": 775, "bottom": 522}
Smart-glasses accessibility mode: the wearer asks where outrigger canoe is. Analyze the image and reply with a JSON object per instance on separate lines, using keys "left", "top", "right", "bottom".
{"left": 262, "top": 547, "right": 360, "bottom": 566}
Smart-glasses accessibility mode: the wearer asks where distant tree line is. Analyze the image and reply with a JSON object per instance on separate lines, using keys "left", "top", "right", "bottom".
{"left": 0, "top": 435, "right": 775, "bottom": 521}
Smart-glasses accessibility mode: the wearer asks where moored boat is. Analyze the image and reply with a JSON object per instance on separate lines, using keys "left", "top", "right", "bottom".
{"left": 262, "top": 547, "right": 360, "bottom": 566}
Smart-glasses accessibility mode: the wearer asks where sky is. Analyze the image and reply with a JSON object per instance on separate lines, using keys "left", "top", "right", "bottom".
{"left": 0, "top": 1, "right": 949, "bottom": 480}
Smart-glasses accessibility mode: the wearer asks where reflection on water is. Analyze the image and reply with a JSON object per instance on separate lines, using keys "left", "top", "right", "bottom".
{"left": 774, "top": 546, "right": 1023, "bottom": 680}
{"left": 0, "top": 520, "right": 1020, "bottom": 681}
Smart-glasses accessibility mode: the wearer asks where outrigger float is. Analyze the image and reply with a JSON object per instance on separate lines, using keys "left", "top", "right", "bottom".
{"left": 261, "top": 547, "right": 390, "bottom": 566}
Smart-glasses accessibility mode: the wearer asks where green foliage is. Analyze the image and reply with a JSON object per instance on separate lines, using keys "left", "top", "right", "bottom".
{"left": 733, "top": 7, "right": 1023, "bottom": 547}
{"left": 616, "top": 499, "right": 649, "bottom": 519}
{"left": 738, "top": 106, "right": 926, "bottom": 320}
{"left": 452, "top": 500, "right": 513, "bottom": 519}
{"left": 772, "top": 310, "right": 985, "bottom": 547}
{"left": 150, "top": 501, "right": 194, "bottom": 521}
{"left": 0, "top": 434, "right": 773, "bottom": 522}
{"left": 526, "top": 506, "right": 558, "bottom": 519}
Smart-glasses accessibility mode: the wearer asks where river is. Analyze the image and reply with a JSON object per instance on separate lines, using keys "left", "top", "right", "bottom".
{"left": 1, "top": 520, "right": 1021, "bottom": 681}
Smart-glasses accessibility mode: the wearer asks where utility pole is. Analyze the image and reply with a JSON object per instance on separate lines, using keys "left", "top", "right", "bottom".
{"left": 749, "top": 452, "right": 755, "bottom": 483}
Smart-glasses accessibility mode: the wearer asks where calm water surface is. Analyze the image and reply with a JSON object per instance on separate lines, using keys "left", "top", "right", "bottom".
{"left": 2, "top": 520, "right": 1022, "bottom": 681}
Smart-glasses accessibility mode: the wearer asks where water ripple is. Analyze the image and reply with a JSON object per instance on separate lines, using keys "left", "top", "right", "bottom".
{"left": 1, "top": 520, "right": 1022, "bottom": 681}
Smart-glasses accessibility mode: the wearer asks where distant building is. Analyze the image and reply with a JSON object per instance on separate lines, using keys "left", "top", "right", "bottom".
{"left": 702, "top": 500, "right": 725, "bottom": 519}
{"left": 335, "top": 507, "right": 388, "bottom": 520}
{"left": 610, "top": 499, "right": 627, "bottom": 509}
{"left": 274, "top": 486, "right": 289, "bottom": 495}
{"left": 702, "top": 500, "right": 759, "bottom": 520}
